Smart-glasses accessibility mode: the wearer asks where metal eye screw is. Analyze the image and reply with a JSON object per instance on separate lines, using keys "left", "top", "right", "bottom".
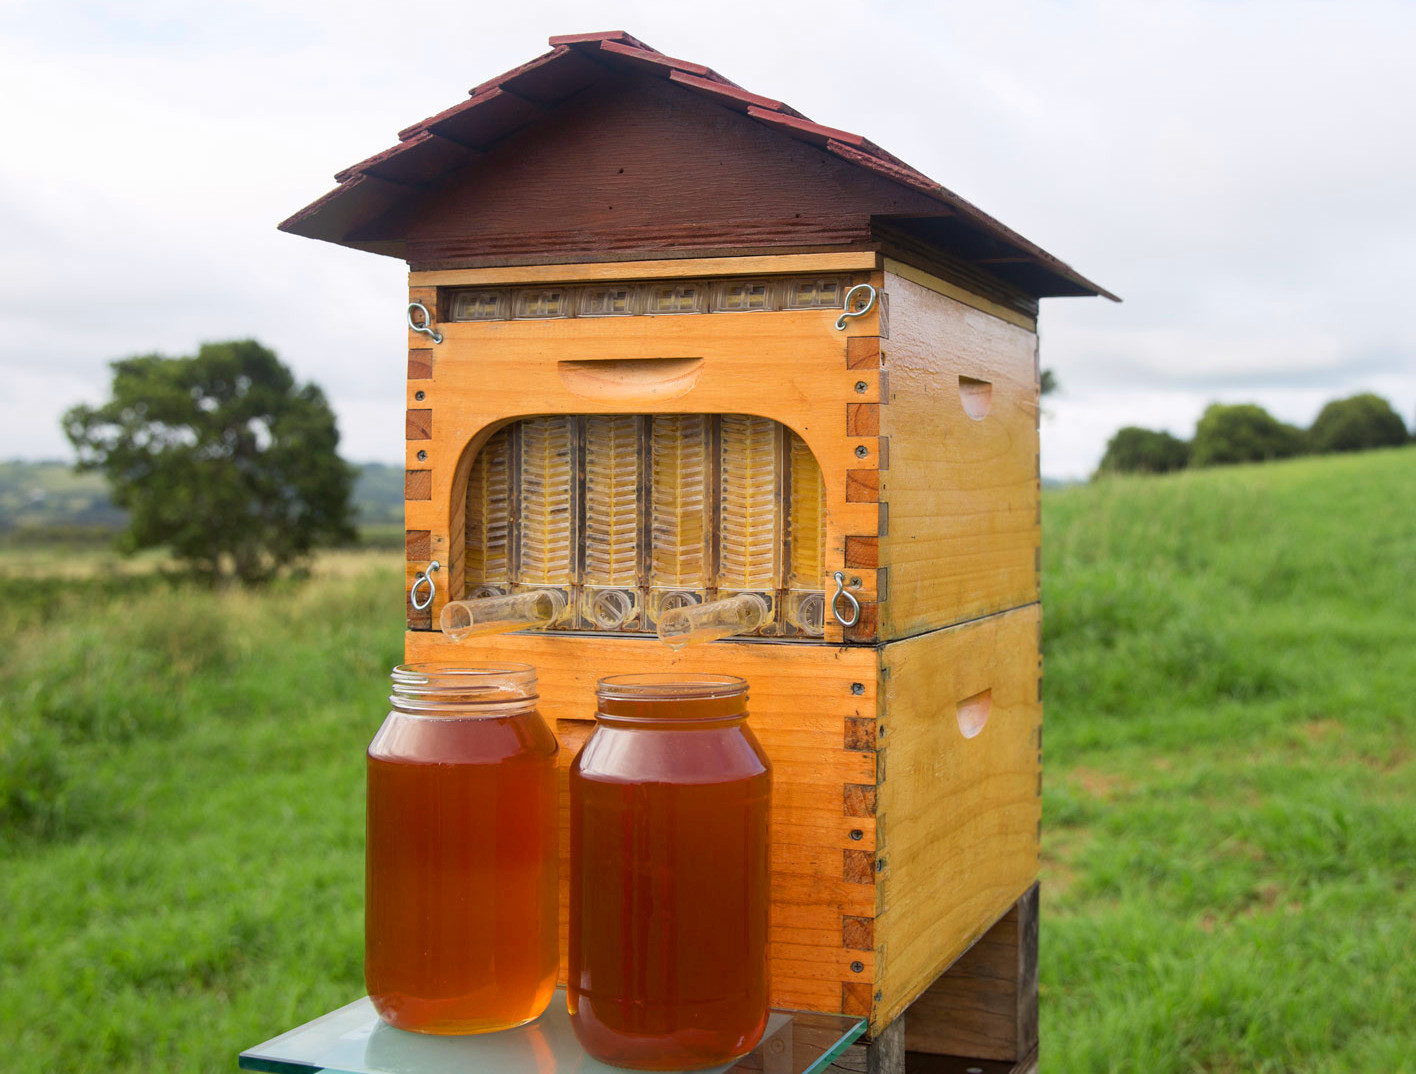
{"left": 410, "top": 560, "right": 440, "bottom": 611}
{"left": 835, "top": 283, "right": 878, "bottom": 330}
{"left": 831, "top": 571, "right": 861, "bottom": 627}
{"left": 407, "top": 302, "right": 443, "bottom": 344}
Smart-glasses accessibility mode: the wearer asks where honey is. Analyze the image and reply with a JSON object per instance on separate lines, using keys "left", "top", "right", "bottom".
{"left": 569, "top": 675, "right": 771, "bottom": 1069}
{"left": 365, "top": 665, "right": 558, "bottom": 1034}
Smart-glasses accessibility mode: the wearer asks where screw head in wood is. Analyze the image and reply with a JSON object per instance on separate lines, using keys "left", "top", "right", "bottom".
{"left": 851, "top": 682, "right": 864, "bottom": 695}
{"left": 854, "top": 381, "right": 868, "bottom": 393}
{"left": 850, "top": 829, "right": 863, "bottom": 840}
{"left": 416, "top": 450, "right": 427, "bottom": 461}
{"left": 415, "top": 390, "right": 426, "bottom": 401}
{"left": 855, "top": 444, "right": 868, "bottom": 458}
{"left": 850, "top": 961, "right": 864, "bottom": 973}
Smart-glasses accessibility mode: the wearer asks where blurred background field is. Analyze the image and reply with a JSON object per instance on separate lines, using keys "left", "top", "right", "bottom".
{"left": 1, "top": 446, "right": 1413, "bottom": 1072}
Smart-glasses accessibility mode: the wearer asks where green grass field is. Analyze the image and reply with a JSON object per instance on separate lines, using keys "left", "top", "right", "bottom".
{"left": 2, "top": 447, "right": 1413, "bottom": 1072}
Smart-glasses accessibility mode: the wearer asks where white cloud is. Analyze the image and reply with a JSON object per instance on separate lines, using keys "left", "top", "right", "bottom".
{"left": 2, "top": 0, "right": 1412, "bottom": 475}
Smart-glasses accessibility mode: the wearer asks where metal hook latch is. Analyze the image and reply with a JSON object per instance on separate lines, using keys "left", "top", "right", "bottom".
{"left": 835, "top": 283, "right": 877, "bottom": 331}
{"left": 410, "top": 560, "right": 441, "bottom": 611}
{"left": 831, "top": 571, "right": 861, "bottom": 627}
{"left": 407, "top": 302, "right": 443, "bottom": 344}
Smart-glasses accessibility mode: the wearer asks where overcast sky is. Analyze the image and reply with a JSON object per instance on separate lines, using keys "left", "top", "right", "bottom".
{"left": 3, "top": 0, "right": 1412, "bottom": 478}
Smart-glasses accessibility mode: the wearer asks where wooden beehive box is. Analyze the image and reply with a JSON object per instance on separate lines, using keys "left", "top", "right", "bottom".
{"left": 282, "top": 31, "right": 1112, "bottom": 1069}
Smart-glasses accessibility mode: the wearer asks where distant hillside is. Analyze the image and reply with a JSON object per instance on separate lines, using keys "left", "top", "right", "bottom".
{"left": 0, "top": 460, "right": 406, "bottom": 538}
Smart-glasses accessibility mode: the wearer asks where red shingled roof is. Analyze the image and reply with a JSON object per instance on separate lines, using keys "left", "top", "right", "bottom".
{"left": 281, "top": 31, "right": 1116, "bottom": 302}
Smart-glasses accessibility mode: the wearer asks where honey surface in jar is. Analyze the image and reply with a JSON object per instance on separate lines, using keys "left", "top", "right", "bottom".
{"left": 569, "top": 676, "right": 770, "bottom": 1070}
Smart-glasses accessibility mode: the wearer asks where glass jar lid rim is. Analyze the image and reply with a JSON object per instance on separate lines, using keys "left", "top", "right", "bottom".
{"left": 596, "top": 673, "right": 747, "bottom": 701}
{"left": 391, "top": 663, "right": 538, "bottom": 703}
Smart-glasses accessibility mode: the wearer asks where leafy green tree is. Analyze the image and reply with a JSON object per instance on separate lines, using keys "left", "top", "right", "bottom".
{"left": 63, "top": 340, "right": 356, "bottom": 584}
{"left": 1308, "top": 392, "right": 1409, "bottom": 454}
{"left": 1097, "top": 426, "right": 1190, "bottom": 475}
{"left": 1191, "top": 403, "right": 1306, "bottom": 467}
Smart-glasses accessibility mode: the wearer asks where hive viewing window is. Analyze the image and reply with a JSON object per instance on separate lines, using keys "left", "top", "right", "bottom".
{"left": 464, "top": 415, "right": 830, "bottom": 638}
{"left": 444, "top": 275, "right": 853, "bottom": 322}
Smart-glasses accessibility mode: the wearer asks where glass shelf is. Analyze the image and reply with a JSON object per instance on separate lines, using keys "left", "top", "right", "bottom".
{"left": 239, "top": 989, "right": 865, "bottom": 1074}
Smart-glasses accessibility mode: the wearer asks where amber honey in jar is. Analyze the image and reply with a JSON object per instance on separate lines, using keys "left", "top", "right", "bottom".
{"left": 365, "top": 663, "right": 558, "bottom": 1034}
{"left": 569, "top": 674, "right": 771, "bottom": 1070}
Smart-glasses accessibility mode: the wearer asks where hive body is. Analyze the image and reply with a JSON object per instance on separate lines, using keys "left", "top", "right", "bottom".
{"left": 402, "top": 255, "right": 1042, "bottom": 1032}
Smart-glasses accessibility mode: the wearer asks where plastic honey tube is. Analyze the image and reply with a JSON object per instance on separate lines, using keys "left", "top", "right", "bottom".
{"left": 440, "top": 589, "right": 567, "bottom": 641}
{"left": 656, "top": 593, "right": 768, "bottom": 650}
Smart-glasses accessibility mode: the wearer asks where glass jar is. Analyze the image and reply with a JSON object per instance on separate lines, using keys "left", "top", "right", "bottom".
{"left": 365, "top": 663, "right": 558, "bottom": 1034}
{"left": 569, "top": 674, "right": 771, "bottom": 1070}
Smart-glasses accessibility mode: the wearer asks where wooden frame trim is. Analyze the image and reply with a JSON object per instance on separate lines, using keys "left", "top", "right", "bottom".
{"left": 412, "top": 251, "right": 881, "bottom": 288}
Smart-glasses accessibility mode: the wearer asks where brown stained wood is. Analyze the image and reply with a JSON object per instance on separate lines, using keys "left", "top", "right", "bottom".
{"left": 843, "top": 915, "right": 875, "bottom": 951}
{"left": 413, "top": 250, "right": 877, "bottom": 287}
{"left": 845, "top": 602, "right": 879, "bottom": 645}
{"left": 404, "top": 529, "right": 431, "bottom": 559}
{"left": 846, "top": 337, "right": 882, "bottom": 370}
{"left": 846, "top": 470, "right": 879, "bottom": 503}
{"left": 368, "top": 74, "right": 945, "bottom": 269}
{"left": 405, "top": 408, "right": 432, "bottom": 440}
{"left": 844, "top": 849, "right": 875, "bottom": 884}
{"left": 845, "top": 717, "right": 876, "bottom": 752}
{"left": 877, "top": 269, "right": 1040, "bottom": 639}
{"left": 841, "top": 982, "right": 874, "bottom": 1019}
{"left": 847, "top": 403, "right": 880, "bottom": 437}
{"left": 845, "top": 536, "right": 879, "bottom": 570}
{"left": 404, "top": 470, "right": 432, "bottom": 501}
{"left": 408, "top": 349, "right": 434, "bottom": 379}
{"left": 874, "top": 607, "right": 1042, "bottom": 1031}
{"left": 904, "top": 883, "right": 1038, "bottom": 1062}
{"left": 877, "top": 437, "right": 890, "bottom": 472}
{"left": 844, "top": 784, "right": 877, "bottom": 817}
{"left": 406, "top": 629, "right": 878, "bottom": 1012}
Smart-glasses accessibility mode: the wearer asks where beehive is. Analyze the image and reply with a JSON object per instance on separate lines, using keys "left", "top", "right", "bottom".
{"left": 282, "top": 31, "right": 1113, "bottom": 1069}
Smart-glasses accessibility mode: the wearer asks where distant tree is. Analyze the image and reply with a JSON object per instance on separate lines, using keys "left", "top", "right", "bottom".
{"left": 1096, "top": 426, "right": 1190, "bottom": 475}
{"left": 63, "top": 340, "right": 356, "bottom": 585}
{"left": 1308, "top": 392, "right": 1409, "bottom": 454}
{"left": 1191, "top": 403, "right": 1306, "bottom": 467}
{"left": 1040, "top": 369, "right": 1059, "bottom": 397}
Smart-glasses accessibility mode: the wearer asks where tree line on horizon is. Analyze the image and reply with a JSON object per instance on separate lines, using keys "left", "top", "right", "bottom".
{"left": 1096, "top": 393, "right": 1411, "bottom": 477}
